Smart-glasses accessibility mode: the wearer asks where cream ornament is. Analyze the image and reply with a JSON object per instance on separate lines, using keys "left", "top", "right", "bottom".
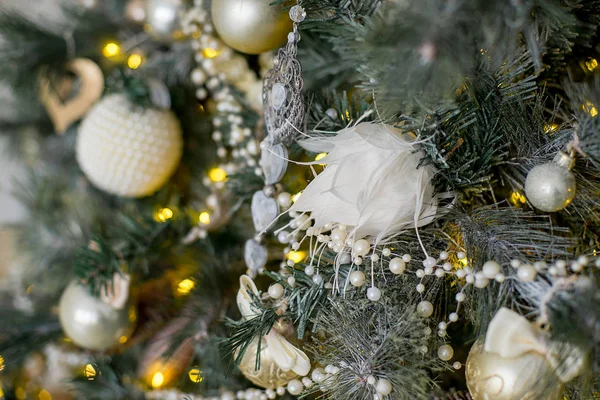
{"left": 59, "top": 279, "right": 134, "bottom": 351}
{"left": 76, "top": 94, "right": 183, "bottom": 198}
{"left": 289, "top": 122, "right": 437, "bottom": 242}
{"left": 236, "top": 275, "right": 310, "bottom": 388}
{"left": 466, "top": 308, "right": 584, "bottom": 400}
{"left": 211, "top": 0, "right": 292, "bottom": 54}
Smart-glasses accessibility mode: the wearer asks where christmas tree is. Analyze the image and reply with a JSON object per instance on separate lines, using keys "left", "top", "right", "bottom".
{"left": 0, "top": 0, "right": 599, "bottom": 399}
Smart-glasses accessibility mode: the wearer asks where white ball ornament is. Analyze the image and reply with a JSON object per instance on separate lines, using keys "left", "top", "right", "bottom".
{"left": 311, "top": 368, "right": 325, "bottom": 383}
{"left": 277, "top": 192, "right": 292, "bottom": 209}
{"left": 482, "top": 260, "right": 501, "bottom": 279}
{"left": 59, "top": 281, "right": 133, "bottom": 351}
{"left": 524, "top": 152, "right": 576, "bottom": 212}
{"left": 353, "top": 239, "right": 370, "bottom": 256}
{"left": 389, "top": 258, "right": 406, "bottom": 274}
{"left": 366, "top": 287, "right": 382, "bottom": 301}
{"left": 349, "top": 270, "right": 366, "bottom": 287}
{"left": 268, "top": 283, "right": 284, "bottom": 299}
{"left": 76, "top": 94, "right": 182, "bottom": 198}
{"left": 375, "top": 378, "right": 392, "bottom": 396}
{"left": 286, "top": 379, "right": 303, "bottom": 396}
{"left": 438, "top": 344, "right": 454, "bottom": 361}
{"left": 517, "top": 264, "right": 537, "bottom": 282}
{"left": 417, "top": 300, "right": 434, "bottom": 317}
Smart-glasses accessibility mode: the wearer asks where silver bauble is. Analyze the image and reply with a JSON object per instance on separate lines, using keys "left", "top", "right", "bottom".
{"left": 211, "top": 0, "right": 292, "bottom": 54}
{"left": 59, "top": 281, "right": 134, "bottom": 351}
{"left": 466, "top": 340, "right": 564, "bottom": 400}
{"left": 524, "top": 152, "right": 576, "bottom": 212}
{"left": 145, "top": 0, "right": 190, "bottom": 41}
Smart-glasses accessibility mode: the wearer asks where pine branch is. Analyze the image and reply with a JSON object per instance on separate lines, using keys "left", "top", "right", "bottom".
{"left": 309, "top": 298, "right": 446, "bottom": 399}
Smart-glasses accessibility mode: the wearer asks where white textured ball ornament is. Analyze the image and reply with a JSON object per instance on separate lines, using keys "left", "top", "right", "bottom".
{"left": 59, "top": 281, "right": 133, "bottom": 351}
{"left": 76, "top": 94, "right": 182, "bottom": 198}
{"left": 211, "top": 0, "right": 292, "bottom": 54}
{"left": 524, "top": 152, "right": 576, "bottom": 212}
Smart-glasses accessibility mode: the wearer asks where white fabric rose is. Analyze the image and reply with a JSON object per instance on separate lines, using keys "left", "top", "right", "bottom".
{"left": 236, "top": 275, "right": 310, "bottom": 376}
{"left": 290, "top": 122, "right": 437, "bottom": 242}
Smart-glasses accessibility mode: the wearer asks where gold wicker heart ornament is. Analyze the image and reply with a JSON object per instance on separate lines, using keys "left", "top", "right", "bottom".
{"left": 39, "top": 58, "right": 104, "bottom": 134}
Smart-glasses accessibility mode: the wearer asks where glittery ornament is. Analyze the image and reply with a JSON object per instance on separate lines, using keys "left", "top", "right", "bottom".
{"left": 524, "top": 151, "right": 576, "bottom": 212}
{"left": 211, "top": 0, "right": 292, "bottom": 54}
{"left": 76, "top": 94, "right": 182, "bottom": 198}
{"left": 59, "top": 281, "right": 134, "bottom": 351}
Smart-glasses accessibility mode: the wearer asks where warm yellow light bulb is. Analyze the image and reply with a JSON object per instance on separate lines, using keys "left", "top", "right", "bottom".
{"left": 0, "top": 354, "right": 4, "bottom": 371}
{"left": 582, "top": 101, "right": 599, "bottom": 117}
{"left": 154, "top": 207, "right": 174, "bottom": 223}
{"left": 15, "top": 388, "right": 26, "bottom": 400}
{"left": 209, "top": 167, "right": 227, "bottom": 182}
{"left": 129, "top": 306, "right": 137, "bottom": 322}
{"left": 202, "top": 48, "right": 219, "bottom": 59}
{"left": 315, "top": 153, "right": 327, "bottom": 165}
{"left": 127, "top": 53, "right": 143, "bottom": 69}
{"left": 292, "top": 192, "right": 302, "bottom": 203}
{"left": 177, "top": 278, "right": 196, "bottom": 295}
{"left": 199, "top": 212, "right": 211, "bottom": 225}
{"left": 151, "top": 372, "right": 165, "bottom": 388}
{"left": 188, "top": 368, "right": 204, "bottom": 383}
{"left": 286, "top": 250, "right": 307, "bottom": 264}
{"left": 510, "top": 192, "right": 527, "bottom": 205}
{"left": 102, "top": 42, "right": 120, "bottom": 58}
{"left": 84, "top": 364, "right": 97, "bottom": 380}
{"left": 543, "top": 124, "right": 559, "bottom": 134}
{"left": 39, "top": 390, "right": 52, "bottom": 400}
{"left": 586, "top": 58, "right": 598, "bottom": 72}
{"left": 119, "top": 335, "right": 128, "bottom": 344}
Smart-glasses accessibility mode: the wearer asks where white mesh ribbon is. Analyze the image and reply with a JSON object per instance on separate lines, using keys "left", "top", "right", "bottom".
{"left": 237, "top": 275, "right": 310, "bottom": 376}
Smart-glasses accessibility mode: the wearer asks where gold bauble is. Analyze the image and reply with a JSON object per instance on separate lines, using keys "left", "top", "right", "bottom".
{"left": 211, "top": 0, "right": 292, "bottom": 54}
{"left": 466, "top": 340, "right": 564, "bottom": 400}
{"left": 237, "top": 336, "right": 299, "bottom": 389}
